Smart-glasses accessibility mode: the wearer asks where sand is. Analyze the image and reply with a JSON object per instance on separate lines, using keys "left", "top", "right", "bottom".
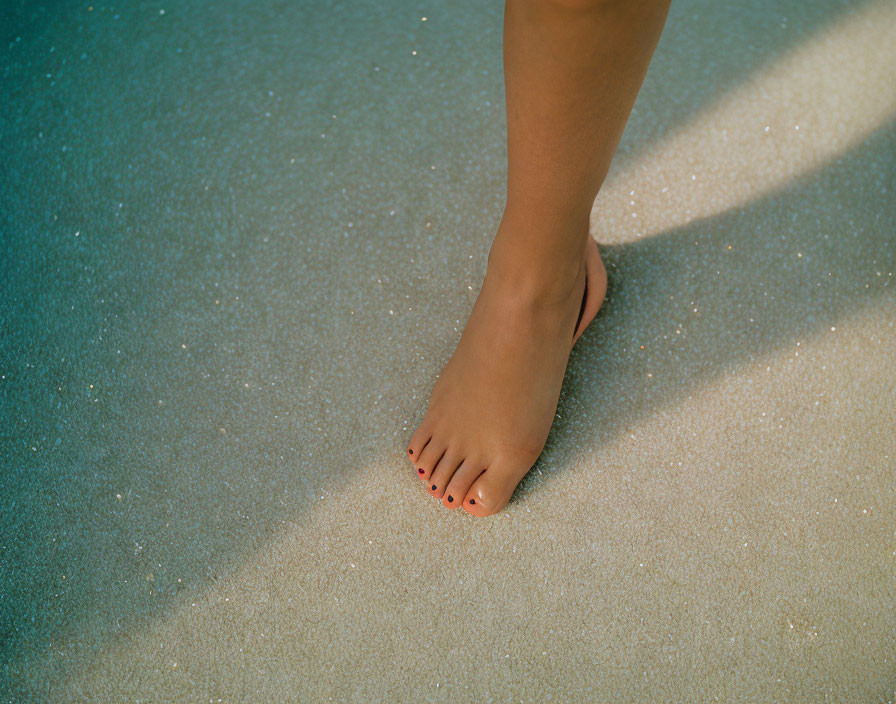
{"left": 1, "top": 0, "right": 894, "bottom": 701}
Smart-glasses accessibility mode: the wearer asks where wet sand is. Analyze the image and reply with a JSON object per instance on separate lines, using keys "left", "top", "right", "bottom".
{"left": 2, "top": 0, "right": 894, "bottom": 701}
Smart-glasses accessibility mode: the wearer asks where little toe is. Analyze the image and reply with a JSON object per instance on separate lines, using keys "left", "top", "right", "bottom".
{"left": 414, "top": 437, "right": 446, "bottom": 480}
{"left": 462, "top": 458, "right": 527, "bottom": 517}
{"left": 407, "top": 423, "right": 433, "bottom": 466}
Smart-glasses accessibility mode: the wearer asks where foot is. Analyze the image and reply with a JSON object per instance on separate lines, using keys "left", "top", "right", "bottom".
{"left": 407, "top": 227, "right": 606, "bottom": 516}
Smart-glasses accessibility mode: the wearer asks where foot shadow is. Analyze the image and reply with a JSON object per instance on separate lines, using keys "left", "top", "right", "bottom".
{"left": 514, "top": 120, "right": 895, "bottom": 502}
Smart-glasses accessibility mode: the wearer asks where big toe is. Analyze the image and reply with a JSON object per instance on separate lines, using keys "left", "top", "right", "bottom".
{"left": 462, "top": 457, "right": 530, "bottom": 517}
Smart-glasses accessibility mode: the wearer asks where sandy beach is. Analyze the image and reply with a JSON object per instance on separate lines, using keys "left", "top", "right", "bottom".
{"left": 2, "top": 0, "right": 894, "bottom": 701}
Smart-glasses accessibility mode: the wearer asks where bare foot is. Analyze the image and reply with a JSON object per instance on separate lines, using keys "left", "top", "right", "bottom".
{"left": 407, "top": 227, "right": 606, "bottom": 516}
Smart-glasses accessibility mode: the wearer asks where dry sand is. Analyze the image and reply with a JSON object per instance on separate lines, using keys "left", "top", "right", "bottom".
{"left": 1, "top": 0, "right": 894, "bottom": 701}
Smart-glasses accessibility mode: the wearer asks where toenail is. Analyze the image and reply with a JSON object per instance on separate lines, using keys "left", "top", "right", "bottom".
{"left": 447, "top": 496, "right": 453, "bottom": 502}
{"left": 417, "top": 468, "right": 424, "bottom": 474}
{"left": 469, "top": 499, "right": 475, "bottom": 505}
{"left": 431, "top": 485, "right": 437, "bottom": 490}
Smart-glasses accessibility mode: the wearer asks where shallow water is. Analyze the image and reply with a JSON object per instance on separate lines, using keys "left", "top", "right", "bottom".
{"left": 2, "top": 0, "right": 894, "bottom": 701}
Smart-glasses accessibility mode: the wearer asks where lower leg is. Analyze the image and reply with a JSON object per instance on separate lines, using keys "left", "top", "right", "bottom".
{"left": 492, "top": 0, "right": 671, "bottom": 287}
{"left": 407, "top": 0, "right": 670, "bottom": 516}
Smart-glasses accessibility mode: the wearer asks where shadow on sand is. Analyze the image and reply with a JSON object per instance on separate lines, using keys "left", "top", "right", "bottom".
{"left": 1, "top": 0, "right": 889, "bottom": 693}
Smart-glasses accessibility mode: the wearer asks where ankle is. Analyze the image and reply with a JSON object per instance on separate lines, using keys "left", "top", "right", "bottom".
{"left": 485, "top": 219, "right": 588, "bottom": 305}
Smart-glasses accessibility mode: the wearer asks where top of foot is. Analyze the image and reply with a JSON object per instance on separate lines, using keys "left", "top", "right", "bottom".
{"left": 407, "top": 234, "right": 606, "bottom": 516}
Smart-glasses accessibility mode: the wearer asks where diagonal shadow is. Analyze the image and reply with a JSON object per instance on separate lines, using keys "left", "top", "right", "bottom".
{"left": 515, "top": 120, "right": 895, "bottom": 502}
{"left": 1, "top": 0, "right": 891, "bottom": 694}
{"left": 6, "top": 118, "right": 893, "bottom": 698}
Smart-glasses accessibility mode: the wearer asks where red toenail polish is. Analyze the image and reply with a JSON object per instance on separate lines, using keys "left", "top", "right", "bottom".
{"left": 431, "top": 485, "right": 437, "bottom": 490}
{"left": 418, "top": 468, "right": 424, "bottom": 474}
{"left": 469, "top": 499, "right": 475, "bottom": 505}
{"left": 447, "top": 496, "right": 453, "bottom": 502}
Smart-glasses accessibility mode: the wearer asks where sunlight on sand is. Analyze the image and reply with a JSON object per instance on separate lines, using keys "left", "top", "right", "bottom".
{"left": 55, "top": 472, "right": 424, "bottom": 700}
{"left": 593, "top": 0, "right": 896, "bottom": 241}
{"left": 36, "top": 3, "right": 894, "bottom": 700}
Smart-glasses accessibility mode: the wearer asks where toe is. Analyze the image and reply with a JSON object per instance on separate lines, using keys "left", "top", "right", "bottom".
{"left": 429, "top": 449, "right": 463, "bottom": 499}
{"left": 443, "top": 459, "right": 485, "bottom": 510}
{"left": 462, "top": 457, "right": 528, "bottom": 517}
{"left": 414, "top": 436, "right": 446, "bottom": 480}
{"left": 407, "top": 422, "right": 433, "bottom": 465}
